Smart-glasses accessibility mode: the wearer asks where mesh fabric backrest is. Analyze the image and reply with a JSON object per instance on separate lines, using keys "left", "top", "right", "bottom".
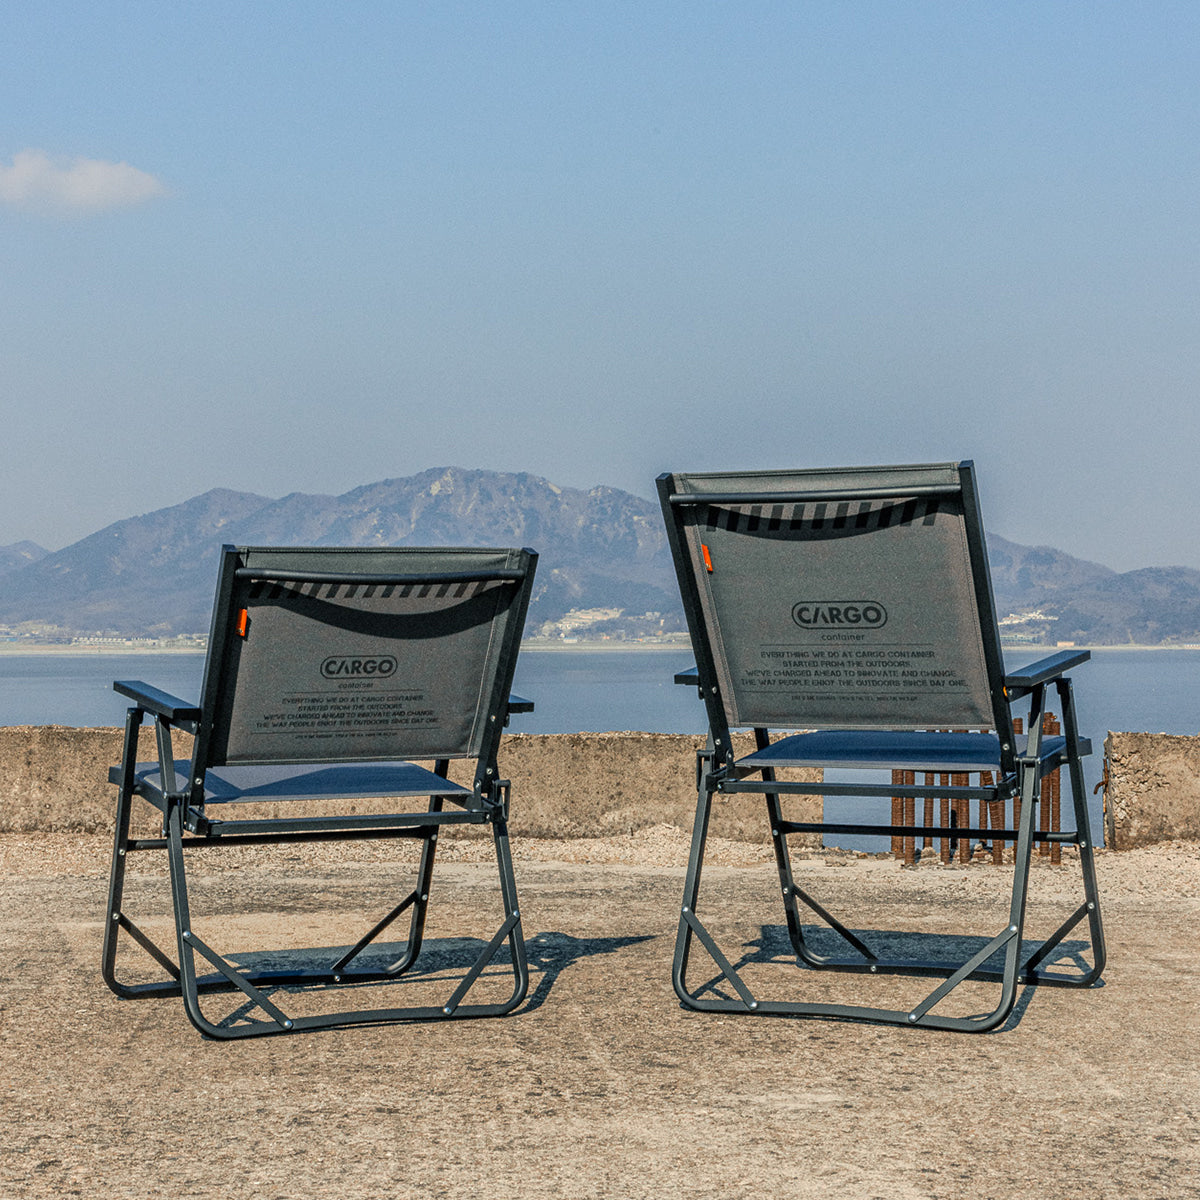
{"left": 202, "top": 547, "right": 527, "bottom": 765}
{"left": 672, "top": 465, "right": 997, "bottom": 731}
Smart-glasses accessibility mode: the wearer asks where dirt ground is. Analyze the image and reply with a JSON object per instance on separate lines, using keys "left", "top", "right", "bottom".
{"left": 1, "top": 829, "right": 1197, "bottom": 1200}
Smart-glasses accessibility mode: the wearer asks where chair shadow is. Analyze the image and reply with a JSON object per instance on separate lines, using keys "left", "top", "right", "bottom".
{"left": 210, "top": 930, "right": 654, "bottom": 1027}
{"left": 692, "top": 923, "right": 1096, "bottom": 1030}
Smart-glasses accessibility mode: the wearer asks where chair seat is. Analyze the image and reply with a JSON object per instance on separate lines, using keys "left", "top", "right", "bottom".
{"left": 110, "top": 760, "right": 471, "bottom": 804}
{"left": 737, "top": 729, "right": 1089, "bottom": 773}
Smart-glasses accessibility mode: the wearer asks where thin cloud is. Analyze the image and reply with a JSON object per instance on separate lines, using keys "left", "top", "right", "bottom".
{"left": 0, "top": 149, "right": 168, "bottom": 214}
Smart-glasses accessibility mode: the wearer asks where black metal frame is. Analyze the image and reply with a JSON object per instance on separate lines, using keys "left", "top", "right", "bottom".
{"left": 658, "top": 463, "right": 1106, "bottom": 1031}
{"left": 101, "top": 545, "right": 537, "bottom": 1039}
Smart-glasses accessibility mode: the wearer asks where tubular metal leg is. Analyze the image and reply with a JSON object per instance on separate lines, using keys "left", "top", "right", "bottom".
{"left": 105, "top": 790, "right": 530, "bottom": 1037}
{"left": 672, "top": 707, "right": 1103, "bottom": 1030}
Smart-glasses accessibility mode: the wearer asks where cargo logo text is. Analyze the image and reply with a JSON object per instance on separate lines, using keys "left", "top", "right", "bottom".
{"left": 321, "top": 655, "right": 398, "bottom": 679}
{"left": 792, "top": 602, "right": 887, "bottom": 629}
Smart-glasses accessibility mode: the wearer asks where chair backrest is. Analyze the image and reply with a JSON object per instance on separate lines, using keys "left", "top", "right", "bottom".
{"left": 658, "top": 461, "right": 1011, "bottom": 744}
{"left": 190, "top": 545, "right": 537, "bottom": 778}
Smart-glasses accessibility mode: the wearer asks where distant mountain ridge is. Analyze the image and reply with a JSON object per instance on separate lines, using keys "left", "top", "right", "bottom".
{"left": 985, "top": 534, "right": 1200, "bottom": 644}
{"left": 0, "top": 541, "right": 47, "bottom": 578}
{"left": 0, "top": 469, "right": 679, "bottom": 638}
{"left": 2, "top": 468, "right": 1200, "bottom": 645}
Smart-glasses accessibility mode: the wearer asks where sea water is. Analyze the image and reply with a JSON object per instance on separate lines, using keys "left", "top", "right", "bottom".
{"left": 2, "top": 646, "right": 1197, "bottom": 845}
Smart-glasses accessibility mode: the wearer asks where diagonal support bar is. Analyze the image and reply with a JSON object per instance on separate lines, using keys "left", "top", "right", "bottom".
{"left": 181, "top": 929, "right": 294, "bottom": 1031}
{"left": 908, "top": 925, "right": 1018, "bottom": 1022}
{"left": 1021, "top": 902, "right": 1091, "bottom": 976}
{"left": 791, "top": 885, "right": 878, "bottom": 962}
{"left": 442, "top": 911, "right": 520, "bottom": 1014}
{"left": 681, "top": 909, "right": 759, "bottom": 1010}
{"left": 116, "top": 913, "right": 181, "bottom": 980}
{"left": 332, "top": 889, "right": 420, "bottom": 973}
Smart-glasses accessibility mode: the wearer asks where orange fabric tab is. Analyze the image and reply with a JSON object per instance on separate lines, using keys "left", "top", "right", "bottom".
{"left": 701, "top": 544, "right": 713, "bottom": 573}
{"left": 236, "top": 608, "right": 249, "bottom": 637}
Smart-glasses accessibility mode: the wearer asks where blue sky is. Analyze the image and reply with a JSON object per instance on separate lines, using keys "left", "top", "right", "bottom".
{"left": 3, "top": 3, "right": 1199, "bottom": 571}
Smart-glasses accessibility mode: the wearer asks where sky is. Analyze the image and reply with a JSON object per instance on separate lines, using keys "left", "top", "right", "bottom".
{"left": 3, "top": 3, "right": 1199, "bottom": 571}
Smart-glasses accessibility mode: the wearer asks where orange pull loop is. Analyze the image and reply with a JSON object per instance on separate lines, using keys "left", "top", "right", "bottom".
{"left": 701, "top": 544, "right": 713, "bottom": 574}
{"left": 236, "top": 608, "right": 249, "bottom": 637}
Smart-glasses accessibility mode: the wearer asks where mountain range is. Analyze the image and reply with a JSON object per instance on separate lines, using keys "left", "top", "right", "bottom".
{"left": 2, "top": 466, "right": 1199, "bottom": 645}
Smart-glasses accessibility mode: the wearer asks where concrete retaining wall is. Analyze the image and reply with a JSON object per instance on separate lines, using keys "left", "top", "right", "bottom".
{"left": 6, "top": 725, "right": 1197, "bottom": 850}
{"left": 0, "top": 727, "right": 821, "bottom": 845}
{"left": 1103, "top": 731, "right": 1200, "bottom": 849}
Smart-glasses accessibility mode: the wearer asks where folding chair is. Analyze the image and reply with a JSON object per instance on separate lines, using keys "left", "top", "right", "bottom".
{"left": 658, "top": 462, "right": 1105, "bottom": 1031}
{"left": 102, "top": 544, "right": 537, "bottom": 1038}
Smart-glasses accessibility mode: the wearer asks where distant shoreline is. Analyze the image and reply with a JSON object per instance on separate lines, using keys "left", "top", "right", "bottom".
{"left": 1, "top": 639, "right": 1198, "bottom": 658}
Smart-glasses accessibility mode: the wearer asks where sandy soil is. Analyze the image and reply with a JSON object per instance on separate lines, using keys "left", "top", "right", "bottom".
{"left": 1, "top": 830, "right": 1197, "bottom": 1200}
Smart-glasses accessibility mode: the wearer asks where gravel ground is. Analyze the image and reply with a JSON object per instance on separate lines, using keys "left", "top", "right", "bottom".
{"left": 1, "top": 831, "right": 1197, "bottom": 1199}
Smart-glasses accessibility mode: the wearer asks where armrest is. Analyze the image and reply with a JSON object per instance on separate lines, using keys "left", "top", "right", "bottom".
{"left": 506, "top": 693, "right": 534, "bottom": 715}
{"left": 1004, "top": 649, "right": 1090, "bottom": 698}
{"left": 674, "top": 665, "right": 700, "bottom": 687}
{"left": 113, "top": 680, "right": 202, "bottom": 724}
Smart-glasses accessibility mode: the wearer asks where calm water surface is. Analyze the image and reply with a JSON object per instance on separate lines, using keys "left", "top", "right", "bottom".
{"left": 3, "top": 646, "right": 1196, "bottom": 845}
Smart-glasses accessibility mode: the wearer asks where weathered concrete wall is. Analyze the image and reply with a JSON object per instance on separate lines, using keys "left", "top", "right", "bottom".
{"left": 0, "top": 726, "right": 168, "bottom": 834}
{"left": 0, "top": 727, "right": 821, "bottom": 845}
{"left": 9, "top": 725, "right": 1198, "bottom": 851}
{"left": 1104, "top": 731, "right": 1200, "bottom": 849}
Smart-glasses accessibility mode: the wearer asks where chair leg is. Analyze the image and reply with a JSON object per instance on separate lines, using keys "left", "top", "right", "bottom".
{"left": 156, "top": 797, "right": 530, "bottom": 1039}
{"left": 385, "top": 801, "right": 442, "bottom": 975}
{"left": 1019, "top": 742, "right": 1106, "bottom": 987}
{"left": 673, "top": 777, "right": 716, "bottom": 1003}
{"left": 102, "top": 712, "right": 186, "bottom": 998}
{"left": 458, "top": 811, "right": 529, "bottom": 1015}
{"left": 674, "top": 756, "right": 1099, "bottom": 1030}
{"left": 673, "top": 776, "right": 768, "bottom": 1011}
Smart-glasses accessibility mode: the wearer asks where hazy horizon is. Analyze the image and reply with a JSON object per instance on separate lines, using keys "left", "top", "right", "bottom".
{"left": 0, "top": 463, "right": 1158, "bottom": 576}
{"left": 5, "top": 6, "right": 1199, "bottom": 571}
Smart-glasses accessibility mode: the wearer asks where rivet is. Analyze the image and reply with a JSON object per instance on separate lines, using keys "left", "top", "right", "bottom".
{"left": 908, "top": 1013, "right": 918, "bottom": 1022}
{"left": 111, "top": 912, "right": 120, "bottom": 921}
{"left": 1010, "top": 925, "right": 1018, "bottom": 933}
{"left": 284, "top": 1020, "right": 294, "bottom": 1030}
{"left": 682, "top": 906, "right": 690, "bottom": 914}
{"left": 749, "top": 1001, "right": 758, "bottom": 1010}
{"left": 870, "top": 965, "right": 877, "bottom": 973}
{"left": 443, "top": 1006, "right": 452, "bottom": 1016}
{"left": 333, "top": 975, "right": 341, "bottom": 983}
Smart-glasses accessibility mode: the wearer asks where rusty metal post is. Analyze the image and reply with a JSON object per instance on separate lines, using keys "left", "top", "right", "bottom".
{"left": 923, "top": 777, "right": 935, "bottom": 858}
{"left": 952, "top": 773, "right": 970, "bottom": 862}
{"left": 982, "top": 773, "right": 1003, "bottom": 864}
{"left": 940, "top": 788, "right": 952, "bottom": 863}
{"left": 1045, "top": 712, "right": 1062, "bottom": 863}
{"left": 891, "top": 770, "right": 904, "bottom": 859}
{"left": 902, "top": 771, "right": 916, "bottom": 864}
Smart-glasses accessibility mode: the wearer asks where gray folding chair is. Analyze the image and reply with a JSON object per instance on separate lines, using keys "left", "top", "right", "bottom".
{"left": 102, "top": 544, "right": 536, "bottom": 1038}
{"left": 658, "top": 462, "right": 1104, "bottom": 1031}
